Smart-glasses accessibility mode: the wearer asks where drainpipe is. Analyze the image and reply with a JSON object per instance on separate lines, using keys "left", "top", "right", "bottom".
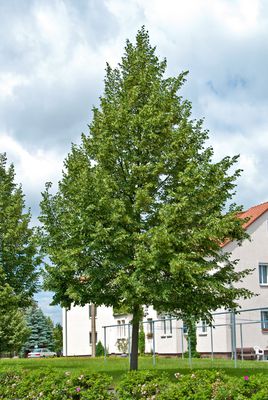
{"left": 65, "top": 308, "right": 68, "bottom": 356}
{"left": 91, "top": 304, "right": 96, "bottom": 357}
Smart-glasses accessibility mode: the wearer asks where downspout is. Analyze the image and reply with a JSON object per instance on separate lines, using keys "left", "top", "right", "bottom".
{"left": 65, "top": 308, "right": 68, "bottom": 356}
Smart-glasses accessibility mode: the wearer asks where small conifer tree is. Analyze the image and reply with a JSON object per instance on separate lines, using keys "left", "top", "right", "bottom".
{"left": 23, "top": 304, "right": 54, "bottom": 352}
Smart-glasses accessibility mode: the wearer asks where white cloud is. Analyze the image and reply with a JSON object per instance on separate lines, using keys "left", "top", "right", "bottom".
{"left": 0, "top": 133, "right": 63, "bottom": 194}
{"left": 1, "top": 0, "right": 268, "bottom": 321}
{"left": 0, "top": 73, "right": 29, "bottom": 98}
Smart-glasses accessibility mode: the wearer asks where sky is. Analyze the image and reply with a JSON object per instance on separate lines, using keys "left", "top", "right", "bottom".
{"left": 1, "top": 0, "right": 268, "bottom": 324}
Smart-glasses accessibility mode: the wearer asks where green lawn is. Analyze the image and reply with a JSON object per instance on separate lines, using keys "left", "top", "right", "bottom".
{"left": 1, "top": 356, "right": 267, "bottom": 383}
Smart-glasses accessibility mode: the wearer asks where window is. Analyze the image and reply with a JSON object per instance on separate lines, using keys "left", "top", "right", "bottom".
{"left": 199, "top": 320, "right": 207, "bottom": 335}
{"left": 259, "top": 264, "right": 268, "bottom": 285}
{"left": 89, "top": 332, "right": 97, "bottom": 344}
{"left": 167, "top": 317, "right": 172, "bottom": 334}
{"left": 160, "top": 315, "right": 172, "bottom": 335}
{"left": 160, "top": 316, "right": 166, "bottom": 334}
{"left": 89, "top": 304, "right": 97, "bottom": 318}
{"left": 261, "top": 310, "right": 268, "bottom": 330}
{"left": 147, "top": 318, "right": 153, "bottom": 334}
{"left": 182, "top": 321, "right": 188, "bottom": 334}
{"left": 117, "top": 320, "right": 121, "bottom": 337}
{"left": 117, "top": 320, "right": 126, "bottom": 338}
{"left": 121, "top": 320, "right": 126, "bottom": 337}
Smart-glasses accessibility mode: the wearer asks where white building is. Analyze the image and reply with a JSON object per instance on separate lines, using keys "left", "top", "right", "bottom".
{"left": 63, "top": 202, "right": 268, "bottom": 358}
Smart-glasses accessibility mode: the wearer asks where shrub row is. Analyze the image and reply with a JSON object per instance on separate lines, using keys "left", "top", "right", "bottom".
{"left": 0, "top": 369, "right": 267, "bottom": 399}
{"left": 0, "top": 370, "right": 114, "bottom": 400}
{"left": 117, "top": 370, "right": 268, "bottom": 399}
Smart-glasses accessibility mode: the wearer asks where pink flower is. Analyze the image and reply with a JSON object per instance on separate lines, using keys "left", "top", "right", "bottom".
{"left": 244, "top": 376, "right": 249, "bottom": 381}
{"left": 76, "top": 387, "right": 81, "bottom": 392}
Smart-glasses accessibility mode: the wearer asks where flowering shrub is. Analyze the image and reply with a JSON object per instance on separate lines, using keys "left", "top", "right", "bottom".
{"left": 116, "top": 370, "right": 168, "bottom": 399}
{"left": 0, "top": 368, "right": 267, "bottom": 399}
{"left": 117, "top": 370, "right": 268, "bottom": 400}
{"left": 0, "top": 369, "right": 115, "bottom": 399}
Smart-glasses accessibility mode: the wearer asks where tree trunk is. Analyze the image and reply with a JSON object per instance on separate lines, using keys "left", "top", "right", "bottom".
{"left": 91, "top": 304, "right": 96, "bottom": 357}
{"left": 130, "top": 304, "right": 141, "bottom": 370}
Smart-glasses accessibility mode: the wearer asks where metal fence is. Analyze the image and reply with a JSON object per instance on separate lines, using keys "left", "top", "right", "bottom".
{"left": 103, "top": 306, "right": 268, "bottom": 368}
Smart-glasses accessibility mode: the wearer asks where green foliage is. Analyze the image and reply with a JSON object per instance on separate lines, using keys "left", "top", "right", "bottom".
{"left": 183, "top": 351, "right": 201, "bottom": 359}
{"left": 0, "top": 363, "right": 267, "bottom": 399}
{"left": 22, "top": 303, "right": 54, "bottom": 353}
{"left": 116, "top": 338, "right": 128, "bottom": 354}
{"left": 113, "top": 305, "right": 131, "bottom": 315}
{"left": 183, "top": 317, "right": 200, "bottom": 358}
{"left": 53, "top": 323, "right": 63, "bottom": 354}
{"left": 0, "top": 370, "right": 115, "bottom": 399}
{"left": 0, "top": 153, "right": 40, "bottom": 307}
{"left": 39, "top": 27, "right": 253, "bottom": 369}
{"left": 117, "top": 370, "right": 268, "bottom": 399}
{"left": 117, "top": 370, "right": 168, "bottom": 399}
{"left": 139, "top": 324, "right": 145, "bottom": 355}
{"left": 0, "top": 269, "right": 30, "bottom": 354}
{"left": 96, "top": 340, "right": 105, "bottom": 357}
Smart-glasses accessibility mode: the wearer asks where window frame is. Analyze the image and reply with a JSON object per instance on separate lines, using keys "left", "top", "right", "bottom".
{"left": 147, "top": 318, "right": 153, "bottom": 334}
{"left": 259, "top": 263, "right": 268, "bottom": 285}
{"left": 261, "top": 310, "right": 268, "bottom": 331}
{"left": 182, "top": 322, "right": 188, "bottom": 335}
{"left": 160, "top": 315, "right": 172, "bottom": 337}
{"left": 89, "top": 331, "right": 97, "bottom": 344}
{"left": 117, "top": 319, "right": 126, "bottom": 338}
{"left": 199, "top": 320, "right": 208, "bottom": 336}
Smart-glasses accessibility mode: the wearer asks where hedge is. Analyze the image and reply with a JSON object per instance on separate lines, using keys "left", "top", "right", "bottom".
{"left": 0, "top": 368, "right": 267, "bottom": 399}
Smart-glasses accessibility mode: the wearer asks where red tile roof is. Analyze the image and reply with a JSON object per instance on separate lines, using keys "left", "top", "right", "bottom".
{"left": 221, "top": 201, "right": 268, "bottom": 248}
{"left": 238, "top": 201, "right": 268, "bottom": 230}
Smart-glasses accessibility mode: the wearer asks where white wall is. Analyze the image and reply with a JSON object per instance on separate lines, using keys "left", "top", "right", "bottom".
{"left": 63, "top": 305, "right": 90, "bottom": 356}
{"left": 223, "top": 210, "right": 268, "bottom": 353}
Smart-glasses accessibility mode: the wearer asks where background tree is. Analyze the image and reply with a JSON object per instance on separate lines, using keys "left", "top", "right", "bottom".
{"left": 96, "top": 340, "right": 105, "bottom": 357}
{"left": 22, "top": 303, "right": 54, "bottom": 353}
{"left": 0, "top": 153, "right": 40, "bottom": 307}
{"left": 183, "top": 317, "right": 199, "bottom": 358}
{"left": 138, "top": 324, "right": 145, "bottom": 355}
{"left": 40, "top": 27, "right": 252, "bottom": 370}
{"left": 0, "top": 269, "right": 30, "bottom": 355}
{"left": 52, "top": 323, "right": 63, "bottom": 355}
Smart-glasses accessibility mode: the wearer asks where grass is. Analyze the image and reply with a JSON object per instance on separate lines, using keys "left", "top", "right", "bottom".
{"left": 1, "top": 356, "right": 268, "bottom": 383}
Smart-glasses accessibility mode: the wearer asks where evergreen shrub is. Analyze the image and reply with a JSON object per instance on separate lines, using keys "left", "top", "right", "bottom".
{"left": 96, "top": 340, "right": 105, "bottom": 356}
{"left": 139, "top": 325, "right": 145, "bottom": 355}
{"left": 183, "top": 350, "right": 201, "bottom": 359}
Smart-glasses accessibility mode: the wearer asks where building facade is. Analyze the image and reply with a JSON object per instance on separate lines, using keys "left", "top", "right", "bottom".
{"left": 62, "top": 202, "right": 268, "bottom": 358}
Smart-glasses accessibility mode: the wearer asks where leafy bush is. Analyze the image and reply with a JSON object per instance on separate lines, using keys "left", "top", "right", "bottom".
{"left": 117, "top": 370, "right": 168, "bottom": 399}
{"left": 116, "top": 338, "right": 128, "bottom": 354}
{"left": 0, "top": 368, "right": 267, "bottom": 399}
{"left": 0, "top": 369, "right": 115, "bottom": 399}
{"left": 183, "top": 350, "right": 201, "bottom": 358}
{"left": 96, "top": 340, "right": 105, "bottom": 356}
{"left": 139, "top": 325, "right": 145, "bottom": 355}
{"left": 117, "top": 370, "right": 268, "bottom": 400}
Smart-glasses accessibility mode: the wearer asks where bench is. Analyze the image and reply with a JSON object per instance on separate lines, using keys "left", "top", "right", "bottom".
{"left": 236, "top": 347, "right": 255, "bottom": 360}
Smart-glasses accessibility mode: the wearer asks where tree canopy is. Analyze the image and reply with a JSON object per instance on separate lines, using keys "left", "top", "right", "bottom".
{"left": 0, "top": 153, "right": 40, "bottom": 307}
{"left": 52, "top": 323, "right": 63, "bottom": 355}
{"left": 40, "top": 27, "right": 252, "bottom": 369}
{"left": 0, "top": 269, "right": 30, "bottom": 354}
